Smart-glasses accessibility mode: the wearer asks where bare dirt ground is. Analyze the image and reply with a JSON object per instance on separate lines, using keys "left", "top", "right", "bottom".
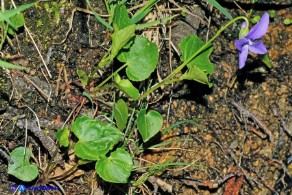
{"left": 0, "top": 0, "right": 291, "bottom": 194}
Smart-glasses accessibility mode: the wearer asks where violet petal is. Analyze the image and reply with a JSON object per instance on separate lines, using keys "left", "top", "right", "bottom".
{"left": 246, "top": 12, "right": 269, "bottom": 40}
{"left": 234, "top": 38, "right": 249, "bottom": 51}
{"left": 248, "top": 41, "right": 267, "bottom": 54}
{"left": 239, "top": 45, "right": 249, "bottom": 69}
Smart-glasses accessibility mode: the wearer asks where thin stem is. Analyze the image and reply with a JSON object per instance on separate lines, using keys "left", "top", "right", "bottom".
{"left": 95, "top": 63, "right": 127, "bottom": 90}
{"left": 0, "top": 23, "right": 8, "bottom": 50}
{"left": 104, "top": 0, "right": 110, "bottom": 14}
{"left": 139, "top": 16, "right": 248, "bottom": 100}
{"left": 89, "top": 51, "right": 111, "bottom": 78}
{"left": 249, "top": 0, "right": 257, "bottom": 17}
{"left": 97, "top": 83, "right": 116, "bottom": 91}
{"left": 121, "top": 108, "right": 136, "bottom": 149}
{"left": 45, "top": 145, "right": 60, "bottom": 175}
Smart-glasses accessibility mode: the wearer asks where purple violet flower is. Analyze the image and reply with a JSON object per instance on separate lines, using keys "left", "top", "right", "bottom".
{"left": 234, "top": 12, "right": 269, "bottom": 69}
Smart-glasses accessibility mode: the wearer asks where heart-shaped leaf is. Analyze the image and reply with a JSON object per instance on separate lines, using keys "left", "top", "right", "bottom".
{"left": 179, "top": 35, "right": 214, "bottom": 86}
{"left": 8, "top": 147, "right": 38, "bottom": 182}
{"left": 137, "top": 109, "right": 163, "bottom": 142}
{"left": 72, "top": 116, "right": 124, "bottom": 160}
{"left": 180, "top": 35, "right": 214, "bottom": 74}
{"left": 95, "top": 148, "right": 133, "bottom": 183}
{"left": 113, "top": 99, "right": 128, "bottom": 131}
{"left": 125, "top": 36, "right": 158, "bottom": 81}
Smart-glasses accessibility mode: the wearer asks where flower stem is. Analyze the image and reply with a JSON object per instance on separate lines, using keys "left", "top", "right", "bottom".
{"left": 95, "top": 63, "right": 127, "bottom": 91}
{"left": 139, "top": 16, "right": 249, "bottom": 100}
{"left": 89, "top": 50, "right": 111, "bottom": 78}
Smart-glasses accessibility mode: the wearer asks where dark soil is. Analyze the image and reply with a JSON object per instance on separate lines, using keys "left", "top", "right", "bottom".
{"left": 0, "top": 0, "right": 291, "bottom": 194}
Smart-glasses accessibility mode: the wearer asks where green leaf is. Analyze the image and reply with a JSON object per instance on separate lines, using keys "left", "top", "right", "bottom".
{"left": 7, "top": 28, "right": 15, "bottom": 37}
{"left": 284, "top": 18, "right": 292, "bottom": 25}
{"left": 111, "top": 24, "right": 136, "bottom": 59}
{"left": 8, "top": 147, "right": 38, "bottom": 182}
{"left": 260, "top": 54, "right": 273, "bottom": 68}
{"left": 137, "top": 109, "right": 163, "bottom": 142}
{"left": 117, "top": 49, "right": 129, "bottom": 63}
{"left": 180, "top": 35, "right": 214, "bottom": 74}
{"left": 72, "top": 116, "right": 124, "bottom": 160}
{"left": 179, "top": 35, "right": 214, "bottom": 86}
{"left": 114, "top": 74, "right": 139, "bottom": 100}
{"left": 0, "top": 3, "right": 35, "bottom": 30}
{"left": 251, "top": 15, "right": 261, "bottom": 24}
{"left": 113, "top": 4, "right": 132, "bottom": 31}
{"left": 11, "top": 13, "right": 25, "bottom": 28}
{"left": 8, "top": 13, "right": 25, "bottom": 35}
{"left": 205, "top": 0, "right": 233, "bottom": 20}
{"left": 181, "top": 65, "right": 212, "bottom": 87}
{"left": 116, "top": 41, "right": 134, "bottom": 63}
{"left": 268, "top": 10, "right": 276, "bottom": 19}
{"left": 125, "top": 36, "right": 158, "bottom": 81}
{"left": 77, "top": 69, "right": 89, "bottom": 85}
{"left": 95, "top": 148, "right": 132, "bottom": 183}
{"left": 55, "top": 126, "right": 70, "bottom": 147}
{"left": 0, "top": 59, "right": 29, "bottom": 71}
{"left": 113, "top": 99, "right": 128, "bottom": 131}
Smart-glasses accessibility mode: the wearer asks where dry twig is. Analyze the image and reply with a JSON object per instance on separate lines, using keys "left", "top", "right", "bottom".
{"left": 148, "top": 175, "right": 172, "bottom": 194}
{"left": 230, "top": 100, "right": 273, "bottom": 141}
{"left": 270, "top": 104, "right": 291, "bottom": 137}
{"left": 16, "top": 119, "right": 62, "bottom": 163}
{"left": 181, "top": 170, "right": 240, "bottom": 190}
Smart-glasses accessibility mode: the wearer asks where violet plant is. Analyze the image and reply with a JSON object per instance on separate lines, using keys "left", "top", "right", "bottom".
{"left": 7, "top": 0, "right": 272, "bottom": 187}
{"left": 70, "top": 5, "right": 272, "bottom": 183}
{"left": 234, "top": 12, "right": 269, "bottom": 69}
